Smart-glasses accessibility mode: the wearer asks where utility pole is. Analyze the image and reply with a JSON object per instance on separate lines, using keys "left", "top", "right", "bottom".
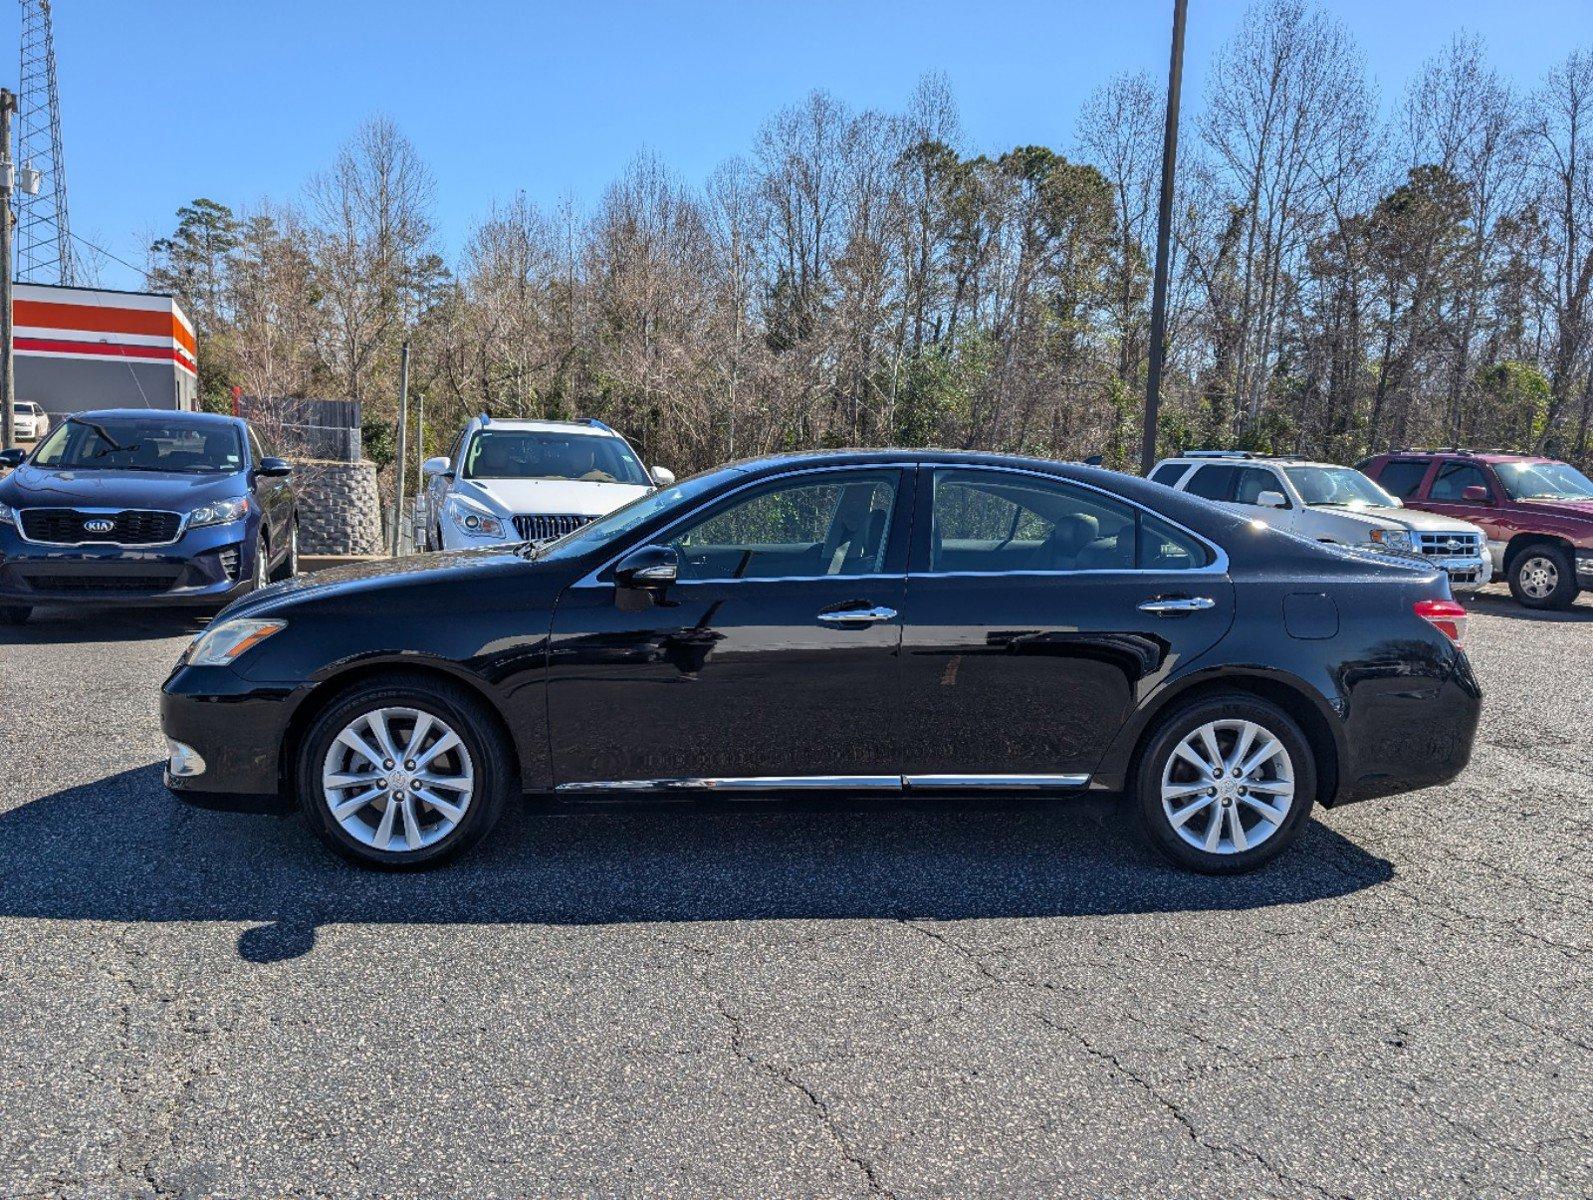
{"left": 1140, "top": 0, "right": 1188, "bottom": 475}
{"left": 1, "top": 89, "right": 16, "bottom": 452}
{"left": 390, "top": 340, "right": 410, "bottom": 555}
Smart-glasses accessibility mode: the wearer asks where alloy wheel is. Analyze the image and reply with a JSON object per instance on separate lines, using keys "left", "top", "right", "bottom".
{"left": 1518, "top": 555, "right": 1558, "bottom": 600}
{"left": 320, "top": 706, "right": 475, "bottom": 853}
{"left": 1160, "top": 718, "right": 1295, "bottom": 855}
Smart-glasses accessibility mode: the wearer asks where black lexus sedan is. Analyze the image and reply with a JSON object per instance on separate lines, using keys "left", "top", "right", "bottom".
{"left": 160, "top": 449, "right": 1481, "bottom": 873}
{"left": 0, "top": 409, "right": 297, "bottom": 623}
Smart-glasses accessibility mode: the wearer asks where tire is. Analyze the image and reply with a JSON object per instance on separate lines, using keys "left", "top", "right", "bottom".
{"left": 249, "top": 533, "right": 270, "bottom": 593}
{"left": 0, "top": 605, "right": 30, "bottom": 625}
{"left": 270, "top": 520, "right": 299, "bottom": 582}
{"left": 1507, "top": 543, "right": 1578, "bottom": 611}
{"left": 295, "top": 675, "right": 510, "bottom": 869}
{"left": 1134, "top": 692, "right": 1317, "bottom": 874}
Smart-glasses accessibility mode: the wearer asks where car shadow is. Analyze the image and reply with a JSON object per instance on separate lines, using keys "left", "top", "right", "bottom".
{"left": 0, "top": 606, "right": 212, "bottom": 644}
{"left": 1464, "top": 589, "right": 1593, "bottom": 623}
{"left": 0, "top": 765, "right": 1393, "bottom": 963}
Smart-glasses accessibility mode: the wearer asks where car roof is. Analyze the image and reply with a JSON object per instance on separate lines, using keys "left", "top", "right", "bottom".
{"left": 68, "top": 407, "right": 243, "bottom": 428}
{"left": 1375, "top": 449, "right": 1554, "bottom": 465}
{"left": 1156, "top": 456, "right": 1343, "bottom": 470}
{"left": 469, "top": 418, "right": 621, "bottom": 438}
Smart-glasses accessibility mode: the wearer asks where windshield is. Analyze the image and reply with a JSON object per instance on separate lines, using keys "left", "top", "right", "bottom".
{"left": 531, "top": 468, "right": 741, "bottom": 562}
{"left": 1284, "top": 465, "right": 1397, "bottom": 508}
{"left": 1495, "top": 460, "right": 1593, "bottom": 500}
{"left": 463, "top": 429, "right": 649, "bottom": 485}
{"left": 31, "top": 416, "right": 244, "bottom": 473}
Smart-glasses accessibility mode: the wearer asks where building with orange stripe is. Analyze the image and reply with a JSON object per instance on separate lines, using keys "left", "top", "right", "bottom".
{"left": 13, "top": 282, "right": 198, "bottom": 416}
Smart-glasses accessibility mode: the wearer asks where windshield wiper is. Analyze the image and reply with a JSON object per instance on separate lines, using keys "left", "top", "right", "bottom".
{"left": 67, "top": 415, "right": 129, "bottom": 453}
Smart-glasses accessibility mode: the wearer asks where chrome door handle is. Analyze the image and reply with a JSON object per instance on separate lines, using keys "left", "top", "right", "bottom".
{"left": 817, "top": 606, "right": 898, "bottom": 625}
{"left": 1137, "top": 596, "right": 1216, "bottom": 614}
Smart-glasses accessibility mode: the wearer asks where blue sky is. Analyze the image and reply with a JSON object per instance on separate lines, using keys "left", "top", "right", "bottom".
{"left": 4, "top": 0, "right": 1590, "bottom": 289}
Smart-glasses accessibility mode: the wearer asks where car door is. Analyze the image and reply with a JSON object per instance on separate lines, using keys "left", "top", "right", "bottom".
{"left": 546, "top": 466, "right": 915, "bottom": 788}
{"left": 897, "top": 466, "right": 1234, "bottom": 784}
{"left": 246, "top": 426, "right": 290, "bottom": 547}
{"left": 1420, "top": 460, "right": 1505, "bottom": 561}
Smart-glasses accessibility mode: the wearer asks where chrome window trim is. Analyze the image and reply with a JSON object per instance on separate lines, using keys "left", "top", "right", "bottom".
{"left": 14, "top": 506, "right": 190, "bottom": 548}
{"left": 573, "top": 462, "right": 911, "bottom": 589}
{"left": 555, "top": 773, "right": 1092, "bottom": 794}
{"left": 925, "top": 462, "right": 1230, "bottom": 576}
{"left": 574, "top": 458, "right": 1229, "bottom": 588}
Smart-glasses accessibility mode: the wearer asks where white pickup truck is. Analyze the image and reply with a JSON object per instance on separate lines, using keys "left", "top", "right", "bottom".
{"left": 1149, "top": 451, "right": 1491, "bottom": 592}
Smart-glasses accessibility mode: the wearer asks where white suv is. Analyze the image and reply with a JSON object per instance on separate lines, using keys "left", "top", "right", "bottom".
{"left": 1149, "top": 451, "right": 1491, "bottom": 592}
{"left": 420, "top": 416, "right": 674, "bottom": 552}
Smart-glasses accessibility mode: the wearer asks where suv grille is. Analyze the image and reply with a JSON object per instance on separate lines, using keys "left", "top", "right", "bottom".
{"left": 1415, "top": 530, "right": 1482, "bottom": 557}
{"left": 512, "top": 513, "right": 592, "bottom": 542}
{"left": 19, "top": 508, "right": 183, "bottom": 545}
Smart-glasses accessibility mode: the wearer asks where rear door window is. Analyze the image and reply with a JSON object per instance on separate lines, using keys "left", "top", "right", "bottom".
{"left": 1184, "top": 465, "right": 1238, "bottom": 502}
{"left": 1377, "top": 459, "right": 1432, "bottom": 499}
{"left": 1149, "top": 463, "right": 1187, "bottom": 487}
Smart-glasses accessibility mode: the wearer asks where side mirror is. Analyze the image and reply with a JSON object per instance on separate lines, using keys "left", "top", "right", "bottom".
{"left": 0, "top": 447, "right": 24, "bottom": 469}
{"left": 649, "top": 465, "right": 676, "bottom": 488}
{"left": 614, "top": 543, "right": 678, "bottom": 589}
{"left": 257, "top": 456, "right": 293, "bottom": 478}
{"left": 1461, "top": 485, "right": 1492, "bottom": 504}
{"left": 422, "top": 456, "right": 454, "bottom": 479}
{"left": 1256, "top": 489, "right": 1288, "bottom": 509}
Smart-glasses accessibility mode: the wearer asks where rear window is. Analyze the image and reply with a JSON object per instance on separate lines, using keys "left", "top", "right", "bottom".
{"left": 1376, "top": 459, "right": 1430, "bottom": 499}
{"left": 1184, "top": 465, "right": 1238, "bottom": 502}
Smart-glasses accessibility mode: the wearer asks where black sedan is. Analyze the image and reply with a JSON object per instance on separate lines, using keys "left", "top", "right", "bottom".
{"left": 0, "top": 409, "right": 297, "bottom": 623}
{"left": 160, "top": 450, "right": 1481, "bottom": 873}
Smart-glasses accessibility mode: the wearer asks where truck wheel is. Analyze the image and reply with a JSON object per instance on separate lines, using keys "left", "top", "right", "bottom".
{"left": 1508, "top": 544, "right": 1578, "bottom": 610}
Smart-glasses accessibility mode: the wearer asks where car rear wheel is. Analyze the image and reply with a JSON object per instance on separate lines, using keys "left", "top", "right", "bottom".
{"left": 1508, "top": 544, "right": 1578, "bottom": 610}
{"left": 0, "top": 604, "right": 29, "bottom": 625}
{"left": 296, "top": 676, "right": 510, "bottom": 868}
{"left": 1134, "top": 694, "right": 1317, "bottom": 874}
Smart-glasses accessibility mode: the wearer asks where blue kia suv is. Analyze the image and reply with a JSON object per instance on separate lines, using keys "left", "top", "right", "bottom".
{"left": 0, "top": 409, "right": 297, "bottom": 624}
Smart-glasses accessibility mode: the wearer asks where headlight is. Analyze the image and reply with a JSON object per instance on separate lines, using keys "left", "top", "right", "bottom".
{"left": 186, "top": 618, "right": 286, "bottom": 666}
{"left": 189, "top": 496, "right": 251, "bottom": 528}
{"left": 0, "top": 502, "right": 15, "bottom": 527}
{"left": 446, "top": 496, "right": 508, "bottom": 538}
{"left": 1368, "top": 528, "right": 1414, "bottom": 553}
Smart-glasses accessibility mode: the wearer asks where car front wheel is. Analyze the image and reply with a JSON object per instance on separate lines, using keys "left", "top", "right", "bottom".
{"left": 1508, "top": 544, "right": 1578, "bottom": 610}
{"left": 296, "top": 676, "right": 510, "bottom": 868}
{"left": 1134, "top": 694, "right": 1317, "bottom": 874}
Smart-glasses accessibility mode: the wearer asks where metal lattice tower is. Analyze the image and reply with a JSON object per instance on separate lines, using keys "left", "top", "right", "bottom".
{"left": 16, "top": 0, "right": 75, "bottom": 285}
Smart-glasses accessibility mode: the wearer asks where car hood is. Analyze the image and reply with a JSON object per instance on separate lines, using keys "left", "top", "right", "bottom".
{"left": 1513, "top": 497, "right": 1593, "bottom": 523}
{"left": 1307, "top": 506, "right": 1404, "bottom": 533}
{"left": 0, "top": 462, "right": 242, "bottom": 508}
{"left": 456, "top": 477, "right": 651, "bottom": 517}
{"left": 218, "top": 545, "right": 541, "bottom": 622}
{"left": 1356, "top": 506, "right": 1485, "bottom": 536}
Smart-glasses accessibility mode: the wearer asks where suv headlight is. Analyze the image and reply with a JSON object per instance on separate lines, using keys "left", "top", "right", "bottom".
{"left": 0, "top": 501, "right": 15, "bottom": 527}
{"left": 186, "top": 618, "right": 286, "bottom": 666}
{"left": 189, "top": 496, "right": 251, "bottom": 528}
{"left": 1368, "top": 528, "right": 1414, "bottom": 553}
{"left": 446, "top": 496, "right": 508, "bottom": 539}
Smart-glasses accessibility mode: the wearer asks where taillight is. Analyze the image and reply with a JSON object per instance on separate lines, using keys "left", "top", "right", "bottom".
{"left": 1414, "top": 598, "right": 1468, "bottom": 648}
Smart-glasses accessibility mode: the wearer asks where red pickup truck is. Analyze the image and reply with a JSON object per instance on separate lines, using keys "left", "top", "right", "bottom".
{"left": 1358, "top": 450, "right": 1593, "bottom": 610}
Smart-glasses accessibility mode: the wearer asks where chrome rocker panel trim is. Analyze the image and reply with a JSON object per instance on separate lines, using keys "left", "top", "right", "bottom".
{"left": 555, "top": 773, "right": 1091, "bottom": 794}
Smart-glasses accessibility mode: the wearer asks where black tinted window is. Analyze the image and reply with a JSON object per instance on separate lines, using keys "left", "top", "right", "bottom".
{"left": 930, "top": 470, "right": 1209, "bottom": 573}
{"left": 1377, "top": 459, "right": 1430, "bottom": 499}
{"left": 1429, "top": 463, "right": 1489, "bottom": 502}
{"left": 671, "top": 473, "right": 898, "bottom": 581}
{"left": 1185, "top": 465, "right": 1238, "bottom": 501}
{"left": 1149, "top": 463, "right": 1186, "bottom": 487}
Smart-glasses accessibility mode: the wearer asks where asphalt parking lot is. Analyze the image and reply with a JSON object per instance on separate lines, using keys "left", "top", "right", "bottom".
{"left": 0, "top": 588, "right": 1588, "bottom": 1199}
